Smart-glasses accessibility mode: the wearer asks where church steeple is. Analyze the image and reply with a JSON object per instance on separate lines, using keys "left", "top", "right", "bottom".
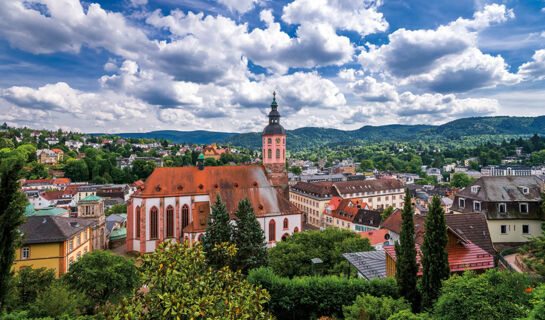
{"left": 263, "top": 91, "right": 286, "bottom": 135}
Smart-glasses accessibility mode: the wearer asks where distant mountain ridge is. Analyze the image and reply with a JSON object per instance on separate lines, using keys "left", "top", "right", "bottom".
{"left": 99, "top": 116, "right": 545, "bottom": 149}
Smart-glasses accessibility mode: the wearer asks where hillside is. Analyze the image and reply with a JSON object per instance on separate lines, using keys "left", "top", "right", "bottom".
{"left": 95, "top": 130, "right": 238, "bottom": 144}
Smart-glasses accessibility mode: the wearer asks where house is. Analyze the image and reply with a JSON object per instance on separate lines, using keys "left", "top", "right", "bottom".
{"left": 117, "top": 154, "right": 164, "bottom": 169}
{"left": 202, "top": 143, "right": 228, "bottom": 160}
{"left": 126, "top": 94, "right": 301, "bottom": 253}
{"left": 106, "top": 214, "right": 127, "bottom": 249}
{"left": 28, "top": 189, "right": 76, "bottom": 209}
{"left": 65, "top": 140, "right": 83, "bottom": 150}
{"left": 481, "top": 165, "right": 532, "bottom": 177}
{"left": 290, "top": 182, "right": 337, "bottom": 227}
{"left": 76, "top": 185, "right": 98, "bottom": 202}
{"left": 343, "top": 251, "right": 387, "bottom": 280}
{"left": 358, "top": 229, "right": 391, "bottom": 250}
{"left": 77, "top": 195, "right": 107, "bottom": 250}
{"left": 451, "top": 176, "right": 544, "bottom": 246}
{"left": 12, "top": 216, "right": 96, "bottom": 278}
{"left": 51, "top": 148, "right": 64, "bottom": 162}
{"left": 96, "top": 184, "right": 129, "bottom": 201}
{"left": 21, "top": 178, "right": 71, "bottom": 191}
{"left": 426, "top": 167, "right": 442, "bottom": 182}
{"left": 45, "top": 137, "right": 59, "bottom": 145}
{"left": 36, "top": 149, "right": 59, "bottom": 165}
{"left": 323, "top": 197, "right": 380, "bottom": 232}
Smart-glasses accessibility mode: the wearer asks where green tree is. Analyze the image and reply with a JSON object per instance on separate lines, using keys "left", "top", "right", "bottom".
{"left": 232, "top": 198, "right": 267, "bottom": 274}
{"left": 269, "top": 228, "right": 373, "bottom": 277}
{"left": 0, "top": 157, "right": 27, "bottom": 311}
{"left": 521, "top": 220, "right": 545, "bottom": 277}
{"left": 433, "top": 270, "right": 533, "bottom": 320}
{"left": 63, "top": 159, "right": 89, "bottom": 181}
{"left": 110, "top": 242, "right": 273, "bottom": 319}
{"left": 360, "top": 159, "right": 374, "bottom": 171}
{"left": 421, "top": 196, "right": 450, "bottom": 309}
{"left": 28, "top": 163, "right": 48, "bottom": 179}
{"left": 131, "top": 159, "right": 156, "bottom": 180}
{"left": 343, "top": 294, "right": 410, "bottom": 320}
{"left": 290, "top": 166, "right": 302, "bottom": 175}
{"left": 64, "top": 250, "right": 139, "bottom": 307}
{"left": 381, "top": 206, "right": 394, "bottom": 221}
{"left": 12, "top": 267, "right": 55, "bottom": 311}
{"left": 394, "top": 189, "right": 420, "bottom": 312}
{"left": 105, "top": 203, "right": 128, "bottom": 216}
{"left": 387, "top": 310, "right": 431, "bottom": 320}
{"left": 29, "top": 282, "right": 86, "bottom": 318}
{"left": 450, "top": 172, "right": 471, "bottom": 188}
{"left": 528, "top": 284, "right": 545, "bottom": 320}
{"left": 202, "top": 194, "right": 233, "bottom": 269}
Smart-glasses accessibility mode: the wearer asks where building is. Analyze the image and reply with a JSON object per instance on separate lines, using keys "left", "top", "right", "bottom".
{"left": 65, "top": 140, "right": 83, "bottom": 150}
{"left": 126, "top": 93, "right": 301, "bottom": 253}
{"left": 202, "top": 143, "right": 228, "bottom": 160}
{"left": 481, "top": 165, "right": 532, "bottom": 176}
{"left": 323, "top": 197, "right": 381, "bottom": 232}
{"left": 77, "top": 195, "right": 107, "bottom": 250}
{"left": 76, "top": 185, "right": 98, "bottom": 202}
{"left": 46, "top": 137, "right": 59, "bottom": 145}
{"left": 96, "top": 184, "right": 130, "bottom": 201}
{"left": 290, "top": 182, "right": 336, "bottom": 227}
{"left": 451, "top": 176, "right": 544, "bottom": 246}
{"left": 358, "top": 229, "right": 391, "bottom": 250}
{"left": 13, "top": 216, "right": 96, "bottom": 278}
{"left": 21, "top": 178, "right": 71, "bottom": 191}
{"left": 37, "top": 149, "right": 60, "bottom": 165}
{"left": 117, "top": 154, "right": 164, "bottom": 169}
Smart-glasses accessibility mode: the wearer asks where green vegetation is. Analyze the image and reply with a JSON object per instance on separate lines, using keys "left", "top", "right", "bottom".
{"left": 202, "top": 194, "right": 234, "bottom": 269}
{"left": 268, "top": 227, "right": 373, "bottom": 278}
{"left": 247, "top": 267, "right": 398, "bottom": 320}
{"left": 421, "top": 196, "right": 450, "bottom": 309}
{"left": 450, "top": 172, "right": 475, "bottom": 188}
{"left": 521, "top": 219, "right": 545, "bottom": 277}
{"left": 104, "top": 203, "right": 127, "bottom": 216}
{"left": 232, "top": 198, "right": 268, "bottom": 274}
{"left": 394, "top": 189, "right": 420, "bottom": 312}
{"left": 343, "top": 294, "right": 410, "bottom": 320}
{"left": 110, "top": 242, "right": 273, "bottom": 319}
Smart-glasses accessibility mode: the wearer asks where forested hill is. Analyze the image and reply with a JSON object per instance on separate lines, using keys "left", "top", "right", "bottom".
{"left": 94, "top": 130, "right": 238, "bottom": 144}
{"left": 222, "top": 115, "right": 545, "bottom": 149}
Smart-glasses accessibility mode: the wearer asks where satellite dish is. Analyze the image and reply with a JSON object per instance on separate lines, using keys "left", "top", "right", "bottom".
{"left": 384, "top": 233, "right": 391, "bottom": 240}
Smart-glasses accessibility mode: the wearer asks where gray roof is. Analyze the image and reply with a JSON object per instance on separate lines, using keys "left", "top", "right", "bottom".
{"left": 457, "top": 176, "right": 544, "bottom": 202}
{"left": 106, "top": 214, "right": 127, "bottom": 235}
{"left": 343, "top": 251, "right": 386, "bottom": 280}
{"left": 19, "top": 216, "right": 97, "bottom": 244}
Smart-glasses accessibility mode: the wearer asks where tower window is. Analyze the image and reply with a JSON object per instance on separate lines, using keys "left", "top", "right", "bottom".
{"left": 268, "top": 149, "right": 272, "bottom": 159}
{"left": 276, "top": 149, "right": 280, "bottom": 159}
{"left": 268, "top": 138, "right": 271, "bottom": 144}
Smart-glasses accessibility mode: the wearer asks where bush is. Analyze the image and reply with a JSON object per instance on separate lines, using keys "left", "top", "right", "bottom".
{"left": 248, "top": 267, "right": 398, "bottom": 320}
{"left": 29, "top": 283, "right": 86, "bottom": 318}
{"left": 343, "top": 294, "right": 410, "bottom": 320}
{"left": 528, "top": 284, "right": 545, "bottom": 320}
{"left": 387, "top": 310, "right": 432, "bottom": 320}
{"left": 433, "top": 270, "right": 535, "bottom": 320}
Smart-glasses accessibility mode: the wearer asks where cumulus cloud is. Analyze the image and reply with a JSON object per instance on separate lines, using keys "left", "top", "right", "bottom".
{"left": 282, "top": 0, "right": 388, "bottom": 36}
{"left": 518, "top": 49, "right": 545, "bottom": 81}
{"left": 358, "top": 4, "right": 519, "bottom": 93}
{"left": 348, "top": 76, "right": 398, "bottom": 102}
{"left": 217, "top": 0, "right": 259, "bottom": 13}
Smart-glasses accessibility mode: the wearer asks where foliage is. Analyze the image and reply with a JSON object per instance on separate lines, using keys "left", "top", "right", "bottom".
{"left": 130, "top": 159, "right": 156, "bottom": 180}
{"left": 527, "top": 284, "right": 545, "bottom": 320}
{"left": 521, "top": 216, "right": 545, "bottom": 277}
{"left": 202, "top": 194, "right": 233, "bottom": 269}
{"left": 64, "top": 159, "right": 89, "bottom": 181}
{"left": 386, "top": 310, "right": 432, "bottom": 320}
{"left": 450, "top": 172, "right": 475, "bottom": 188}
{"left": 11, "top": 267, "right": 55, "bottom": 311}
{"left": 231, "top": 198, "right": 267, "bottom": 274}
{"left": 433, "top": 270, "right": 535, "bottom": 320}
{"left": 421, "top": 196, "right": 450, "bottom": 309}
{"left": 381, "top": 206, "right": 394, "bottom": 221}
{"left": 64, "top": 250, "right": 139, "bottom": 307}
{"left": 343, "top": 293, "right": 410, "bottom": 320}
{"left": 268, "top": 227, "right": 373, "bottom": 277}
{"left": 105, "top": 203, "right": 127, "bottom": 216}
{"left": 290, "top": 165, "right": 302, "bottom": 175}
{"left": 0, "top": 156, "right": 27, "bottom": 311}
{"left": 248, "top": 267, "right": 398, "bottom": 320}
{"left": 110, "top": 242, "right": 273, "bottom": 319}
{"left": 29, "top": 282, "right": 86, "bottom": 319}
{"left": 394, "top": 189, "right": 420, "bottom": 312}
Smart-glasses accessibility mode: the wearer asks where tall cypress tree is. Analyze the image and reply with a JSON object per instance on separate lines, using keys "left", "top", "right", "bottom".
{"left": 202, "top": 193, "right": 233, "bottom": 269}
{"left": 0, "top": 157, "right": 27, "bottom": 310}
{"left": 394, "top": 188, "right": 420, "bottom": 312}
{"left": 232, "top": 198, "right": 267, "bottom": 274}
{"left": 421, "top": 195, "right": 450, "bottom": 309}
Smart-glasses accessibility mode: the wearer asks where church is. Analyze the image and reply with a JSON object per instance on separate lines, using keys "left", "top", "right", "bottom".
{"left": 126, "top": 94, "right": 302, "bottom": 253}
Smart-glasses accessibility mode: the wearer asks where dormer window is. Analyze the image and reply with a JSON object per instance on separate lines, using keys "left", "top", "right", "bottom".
{"left": 520, "top": 203, "right": 529, "bottom": 214}
{"left": 459, "top": 198, "right": 465, "bottom": 208}
{"left": 520, "top": 186, "right": 529, "bottom": 195}
{"left": 473, "top": 201, "right": 481, "bottom": 212}
{"left": 471, "top": 186, "right": 480, "bottom": 193}
{"left": 498, "top": 203, "right": 507, "bottom": 214}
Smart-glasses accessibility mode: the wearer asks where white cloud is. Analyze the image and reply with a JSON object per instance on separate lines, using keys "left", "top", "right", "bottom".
{"left": 518, "top": 49, "right": 545, "bottom": 81}
{"left": 348, "top": 76, "right": 398, "bottom": 102}
{"left": 217, "top": 0, "right": 258, "bottom": 13}
{"left": 282, "top": 0, "right": 388, "bottom": 36}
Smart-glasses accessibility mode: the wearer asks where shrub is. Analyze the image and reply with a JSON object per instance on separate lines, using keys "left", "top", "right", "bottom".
{"left": 248, "top": 267, "right": 398, "bottom": 320}
{"left": 343, "top": 294, "right": 410, "bottom": 320}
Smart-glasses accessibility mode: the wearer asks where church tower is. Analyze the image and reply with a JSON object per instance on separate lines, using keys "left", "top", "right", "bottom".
{"left": 262, "top": 92, "right": 288, "bottom": 190}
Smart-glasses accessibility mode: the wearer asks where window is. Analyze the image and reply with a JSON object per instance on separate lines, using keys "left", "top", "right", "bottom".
{"left": 522, "top": 225, "right": 530, "bottom": 234}
{"left": 166, "top": 206, "right": 174, "bottom": 238}
{"left": 83, "top": 247, "right": 88, "bottom": 254}
{"left": 69, "top": 258, "right": 74, "bottom": 268}
{"left": 182, "top": 204, "right": 189, "bottom": 230}
{"left": 268, "top": 220, "right": 276, "bottom": 242}
{"left": 473, "top": 201, "right": 481, "bottom": 212}
{"left": 276, "top": 149, "right": 280, "bottom": 159}
{"left": 471, "top": 186, "right": 480, "bottom": 193}
{"left": 136, "top": 206, "right": 141, "bottom": 238}
{"left": 498, "top": 203, "right": 507, "bottom": 213}
{"left": 21, "top": 247, "right": 30, "bottom": 260}
{"left": 150, "top": 207, "right": 158, "bottom": 239}
{"left": 500, "top": 225, "right": 507, "bottom": 234}
{"left": 76, "top": 235, "right": 81, "bottom": 246}
{"left": 459, "top": 198, "right": 465, "bottom": 208}
{"left": 268, "top": 149, "right": 272, "bottom": 159}
{"left": 520, "top": 203, "right": 529, "bottom": 214}
{"left": 83, "top": 229, "right": 87, "bottom": 241}
{"left": 77, "top": 253, "right": 81, "bottom": 261}
{"left": 521, "top": 186, "right": 529, "bottom": 194}
{"left": 283, "top": 218, "right": 289, "bottom": 229}
{"left": 69, "top": 240, "right": 73, "bottom": 252}
{"left": 268, "top": 138, "right": 271, "bottom": 144}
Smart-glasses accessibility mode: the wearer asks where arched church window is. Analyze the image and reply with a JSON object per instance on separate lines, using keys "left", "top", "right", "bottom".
{"left": 150, "top": 207, "right": 158, "bottom": 239}
{"left": 136, "top": 206, "right": 141, "bottom": 238}
{"left": 166, "top": 206, "right": 174, "bottom": 238}
{"left": 269, "top": 220, "right": 276, "bottom": 242}
{"left": 182, "top": 205, "right": 189, "bottom": 230}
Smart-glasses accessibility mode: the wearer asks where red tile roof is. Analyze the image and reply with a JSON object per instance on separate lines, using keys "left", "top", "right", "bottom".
{"left": 384, "top": 242, "right": 494, "bottom": 275}
{"left": 381, "top": 209, "right": 426, "bottom": 244}
{"left": 51, "top": 148, "right": 63, "bottom": 153}
{"left": 359, "top": 229, "right": 390, "bottom": 246}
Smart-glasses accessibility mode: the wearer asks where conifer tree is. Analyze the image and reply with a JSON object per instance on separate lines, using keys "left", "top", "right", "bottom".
{"left": 0, "top": 157, "right": 27, "bottom": 310}
{"left": 202, "top": 193, "right": 233, "bottom": 269}
{"left": 232, "top": 197, "right": 267, "bottom": 273}
{"left": 421, "top": 195, "right": 450, "bottom": 309}
{"left": 394, "top": 188, "right": 420, "bottom": 312}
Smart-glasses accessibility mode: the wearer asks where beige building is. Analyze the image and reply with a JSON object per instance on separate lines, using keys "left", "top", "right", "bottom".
{"left": 77, "top": 195, "right": 106, "bottom": 250}
{"left": 290, "top": 182, "right": 335, "bottom": 228}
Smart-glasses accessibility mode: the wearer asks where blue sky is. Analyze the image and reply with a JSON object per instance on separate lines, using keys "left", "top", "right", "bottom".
{"left": 0, "top": 0, "right": 544, "bottom": 133}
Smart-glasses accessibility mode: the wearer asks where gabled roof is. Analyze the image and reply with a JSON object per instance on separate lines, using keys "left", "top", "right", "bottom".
{"left": 343, "top": 251, "right": 386, "bottom": 280}
{"left": 380, "top": 209, "right": 426, "bottom": 244}
{"left": 40, "top": 191, "right": 65, "bottom": 200}
{"left": 445, "top": 213, "right": 495, "bottom": 255}
{"left": 456, "top": 176, "right": 544, "bottom": 202}
{"left": 19, "top": 216, "right": 97, "bottom": 244}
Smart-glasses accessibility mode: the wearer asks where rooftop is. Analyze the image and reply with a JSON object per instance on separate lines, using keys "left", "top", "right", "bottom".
{"left": 19, "top": 216, "right": 97, "bottom": 244}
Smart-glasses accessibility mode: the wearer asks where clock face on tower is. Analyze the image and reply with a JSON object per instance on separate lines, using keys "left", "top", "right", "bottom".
{"left": 276, "top": 138, "right": 281, "bottom": 143}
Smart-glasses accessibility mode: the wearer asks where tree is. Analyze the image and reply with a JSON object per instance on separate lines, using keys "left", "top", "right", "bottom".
{"left": 105, "top": 203, "right": 128, "bottom": 216}
{"left": 527, "top": 284, "right": 545, "bottom": 320}
{"left": 290, "top": 165, "right": 302, "bottom": 175}
{"left": 360, "top": 159, "right": 374, "bottom": 171}
{"left": 64, "top": 250, "right": 139, "bottom": 307}
{"left": 421, "top": 196, "right": 450, "bottom": 309}
{"left": 232, "top": 198, "right": 267, "bottom": 274}
{"left": 29, "top": 282, "right": 86, "bottom": 319}
{"left": 131, "top": 159, "right": 155, "bottom": 180}
{"left": 110, "top": 242, "right": 273, "bottom": 319}
{"left": 394, "top": 189, "right": 420, "bottom": 312}
{"left": 521, "top": 220, "right": 545, "bottom": 277}
{"left": 433, "top": 270, "right": 533, "bottom": 320}
{"left": 269, "top": 228, "right": 373, "bottom": 277}
{"left": 28, "top": 163, "right": 48, "bottom": 179}
{"left": 202, "top": 194, "right": 233, "bottom": 269}
{"left": 63, "top": 159, "right": 89, "bottom": 181}
{"left": 0, "top": 157, "right": 27, "bottom": 311}
{"left": 11, "top": 267, "right": 55, "bottom": 311}
{"left": 343, "top": 294, "right": 410, "bottom": 320}
{"left": 450, "top": 172, "right": 471, "bottom": 188}
{"left": 381, "top": 206, "right": 394, "bottom": 221}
